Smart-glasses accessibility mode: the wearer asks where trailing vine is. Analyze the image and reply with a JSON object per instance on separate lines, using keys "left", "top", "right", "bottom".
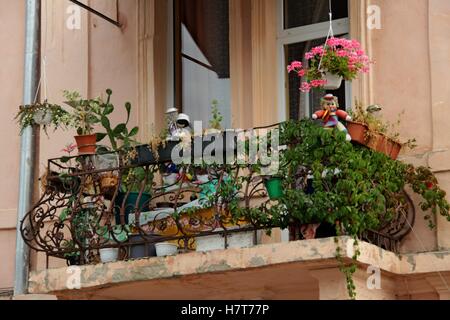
{"left": 246, "top": 119, "right": 450, "bottom": 299}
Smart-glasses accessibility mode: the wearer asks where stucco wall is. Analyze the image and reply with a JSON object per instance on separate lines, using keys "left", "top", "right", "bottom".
{"left": 0, "top": 0, "right": 140, "bottom": 288}
{"left": 0, "top": 0, "right": 449, "bottom": 292}
{"left": 367, "top": 0, "right": 450, "bottom": 252}
{"left": 0, "top": 0, "right": 25, "bottom": 290}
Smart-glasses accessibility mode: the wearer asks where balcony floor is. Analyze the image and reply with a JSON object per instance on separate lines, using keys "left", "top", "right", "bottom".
{"left": 28, "top": 237, "right": 450, "bottom": 300}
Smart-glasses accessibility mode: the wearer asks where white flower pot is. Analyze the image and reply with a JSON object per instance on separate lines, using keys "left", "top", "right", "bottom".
{"left": 99, "top": 248, "right": 119, "bottom": 263}
{"left": 195, "top": 230, "right": 255, "bottom": 252}
{"left": 323, "top": 72, "right": 343, "bottom": 90}
{"left": 155, "top": 242, "right": 178, "bottom": 257}
{"left": 196, "top": 174, "right": 210, "bottom": 184}
{"left": 163, "top": 173, "right": 178, "bottom": 186}
{"left": 33, "top": 109, "right": 52, "bottom": 125}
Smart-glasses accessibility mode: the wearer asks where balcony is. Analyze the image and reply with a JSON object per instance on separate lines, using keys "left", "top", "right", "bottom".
{"left": 19, "top": 121, "right": 450, "bottom": 299}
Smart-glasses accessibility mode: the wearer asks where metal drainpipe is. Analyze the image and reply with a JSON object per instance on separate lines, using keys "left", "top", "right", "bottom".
{"left": 14, "top": 0, "right": 41, "bottom": 296}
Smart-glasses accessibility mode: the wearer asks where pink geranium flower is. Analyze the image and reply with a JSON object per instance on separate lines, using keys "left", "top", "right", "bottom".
{"left": 61, "top": 143, "right": 77, "bottom": 154}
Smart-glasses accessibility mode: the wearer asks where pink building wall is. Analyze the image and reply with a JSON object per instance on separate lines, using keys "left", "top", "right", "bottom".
{"left": 0, "top": 0, "right": 449, "bottom": 291}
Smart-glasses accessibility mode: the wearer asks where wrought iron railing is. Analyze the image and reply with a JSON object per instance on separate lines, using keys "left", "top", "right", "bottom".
{"left": 20, "top": 131, "right": 415, "bottom": 267}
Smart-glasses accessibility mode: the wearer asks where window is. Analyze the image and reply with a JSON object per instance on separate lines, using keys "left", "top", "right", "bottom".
{"left": 174, "top": 0, "right": 231, "bottom": 128}
{"left": 278, "top": 0, "right": 351, "bottom": 121}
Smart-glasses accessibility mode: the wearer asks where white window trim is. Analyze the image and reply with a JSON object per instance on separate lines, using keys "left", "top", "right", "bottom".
{"left": 277, "top": 0, "right": 350, "bottom": 122}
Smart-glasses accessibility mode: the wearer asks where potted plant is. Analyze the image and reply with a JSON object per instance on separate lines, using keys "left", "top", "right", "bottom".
{"left": 61, "top": 240, "right": 81, "bottom": 266}
{"left": 96, "top": 225, "right": 129, "bottom": 263}
{"left": 15, "top": 101, "right": 71, "bottom": 135}
{"left": 63, "top": 90, "right": 102, "bottom": 155}
{"left": 94, "top": 89, "right": 140, "bottom": 155}
{"left": 287, "top": 37, "right": 372, "bottom": 92}
{"left": 348, "top": 101, "right": 416, "bottom": 159}
{"left": 155, "top": 242, "right": 178, "bottom": 256}
{"left": 263, "top": 176, "right": 283, "bottom": 200}
{"left": 114, "top": 166, "right": 154, "bottom": 225}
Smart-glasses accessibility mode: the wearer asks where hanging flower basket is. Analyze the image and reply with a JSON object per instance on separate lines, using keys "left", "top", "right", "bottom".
{"left": 33, "top": 109, "right": 53, "bottom": 125}
{"left": 287, "top": 37, "right": 372, "bottom": 93}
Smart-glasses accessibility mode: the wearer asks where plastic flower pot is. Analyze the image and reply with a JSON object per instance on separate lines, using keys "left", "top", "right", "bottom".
{"left": 133, "top": 141, "right": 181, "bottom": 165}
{"left": 99, "top": 248, "right": 119, "bottom": 263}
{"left": 347, "top": 121, "right": 368, "bottom": 145}
{"left": 114, "top": 191, "right": 151, "bottom": 225}
{"left": 264, "top": 177, "right": 283, "bottom": 200}
{"left": 128, "top": 234, "right": 158, "bottom": 259}
{"left": 155, "top": 242, "right": 178, "bottom": 257}
{"left": 163, "top": 173, "right": 178, "bottom": 186}
{"left": 323, "top": 71, "right": 343, "bottom": 90}
{"left": 195, "top": 229, "right": 255, "bottom": 252}
{"left": 74, "top": 134, "right": 97, "bottom": 155}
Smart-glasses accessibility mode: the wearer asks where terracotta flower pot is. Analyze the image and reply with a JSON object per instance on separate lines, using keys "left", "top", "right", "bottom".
{"left": 74, "top": 134, "right": 97, "bottom": 155}
{"left": 347, "top": 121, "right": 368, "bottom": 145}
{"left": 366, "top": 132, "right": 385, "bottom": 151}
{"left": 388, "top": 140, "right": 402, "bottom": 160}
{"left": 379, "top": 135, "right": 402, "bottom": 160}
{"left": 366, "top": 132, "right": 402, "bottom": 160}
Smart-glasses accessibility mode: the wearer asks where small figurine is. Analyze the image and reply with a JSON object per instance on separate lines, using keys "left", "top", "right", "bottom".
{"left": 165, "top": 107, "right": 180, "bottom": 140}
{"left": 175, "top": 113, "right": 193, "bottom": 137}
{"left": 312, "top": 94, "right": 352, "bottom": 141}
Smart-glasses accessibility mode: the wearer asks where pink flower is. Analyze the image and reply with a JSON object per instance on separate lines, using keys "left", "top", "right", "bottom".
{"left": 351, "top": 39, "right": 361, "bottom": 49}
{"left": 336, "top": 50, "right": 348, "bottom": 57}
{"left": 326, "top": 37, "right": 339, "bottom": 47}
{"left": 310, "top": 79, "right": 327, "bottom": 87}
{"left": 300, "top": 82, "right": 312, "bottom": 92}
{"left": 310, "top": 46, "right": 325, "bottom": 56}
{"left": 356, "top": 50, "right": 365, "bottom": 56}
{"left": 305, "top": 52, "right": 314, "bottom": 60}
{"left": 297, "top": 69, "right": 305, "bottom": 77}
{"left": 287, "top": 61, "right": 302, "bottom": 73}
{"left": 62, "top": 143, "right": 77, "bottom": 154}
{"left": 291, "top": 61, "right": 302, "bottom": 69}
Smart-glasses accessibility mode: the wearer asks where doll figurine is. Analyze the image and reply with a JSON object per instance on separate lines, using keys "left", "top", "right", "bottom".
{"left": 312, "top": 94, "right": 352, "bottom": 141}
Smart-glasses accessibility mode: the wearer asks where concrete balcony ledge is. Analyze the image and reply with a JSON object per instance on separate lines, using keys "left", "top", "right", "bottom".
{"left": 28, "top": 236, "right": 450, "bottom": 299}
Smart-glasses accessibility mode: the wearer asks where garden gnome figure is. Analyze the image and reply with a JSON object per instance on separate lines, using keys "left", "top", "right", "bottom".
{"left": 176, "top": 113, "right": 193, "bottom": 137}
{"left": 312, "top": 94, "right": 352, "bottom": 141}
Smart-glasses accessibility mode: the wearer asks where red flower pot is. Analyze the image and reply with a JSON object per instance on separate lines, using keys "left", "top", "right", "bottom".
{"left": 74, "top": 134, "right": 97, "bottom": 155}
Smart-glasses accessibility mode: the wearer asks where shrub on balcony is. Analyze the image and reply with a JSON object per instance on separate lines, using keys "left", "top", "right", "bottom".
{"left": 252, "top": 119, "right": 449, "bottom": 298}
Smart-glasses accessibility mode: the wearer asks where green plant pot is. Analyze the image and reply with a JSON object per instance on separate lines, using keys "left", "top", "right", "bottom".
{"left": 114, "top": 191, "right": 151, "bottom": 225}
{"left": 264, "top": 177, "right": 283, "bottom": 200}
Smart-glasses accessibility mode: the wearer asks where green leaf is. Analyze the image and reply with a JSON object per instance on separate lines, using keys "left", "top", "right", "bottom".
{"left": 59, "top": 208, "right": 70, "bottom": 222}
{"left": 113, "top": 123, "right": 126, "bottom": 136}
{"left": 129, "top": 127, "right": 139, "bottom": 137}
{"left": 101, "top": 115, "right": 111, "bottom": 129}
{"left": 96, "top": 132, "right": 107, "bottom": 142}
{"left": 60, "top": 156, "right": 71, "bottom": 163}
{"left": 103, "top": 104, "right": 114, "bottom": 116}
{"left": 125, "top": 102, "right": 131, "bottom": 124}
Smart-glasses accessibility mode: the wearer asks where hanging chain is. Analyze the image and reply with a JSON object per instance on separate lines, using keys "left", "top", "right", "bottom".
{"left": 317, "top": 0, "right": 335, "bottom": 73}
